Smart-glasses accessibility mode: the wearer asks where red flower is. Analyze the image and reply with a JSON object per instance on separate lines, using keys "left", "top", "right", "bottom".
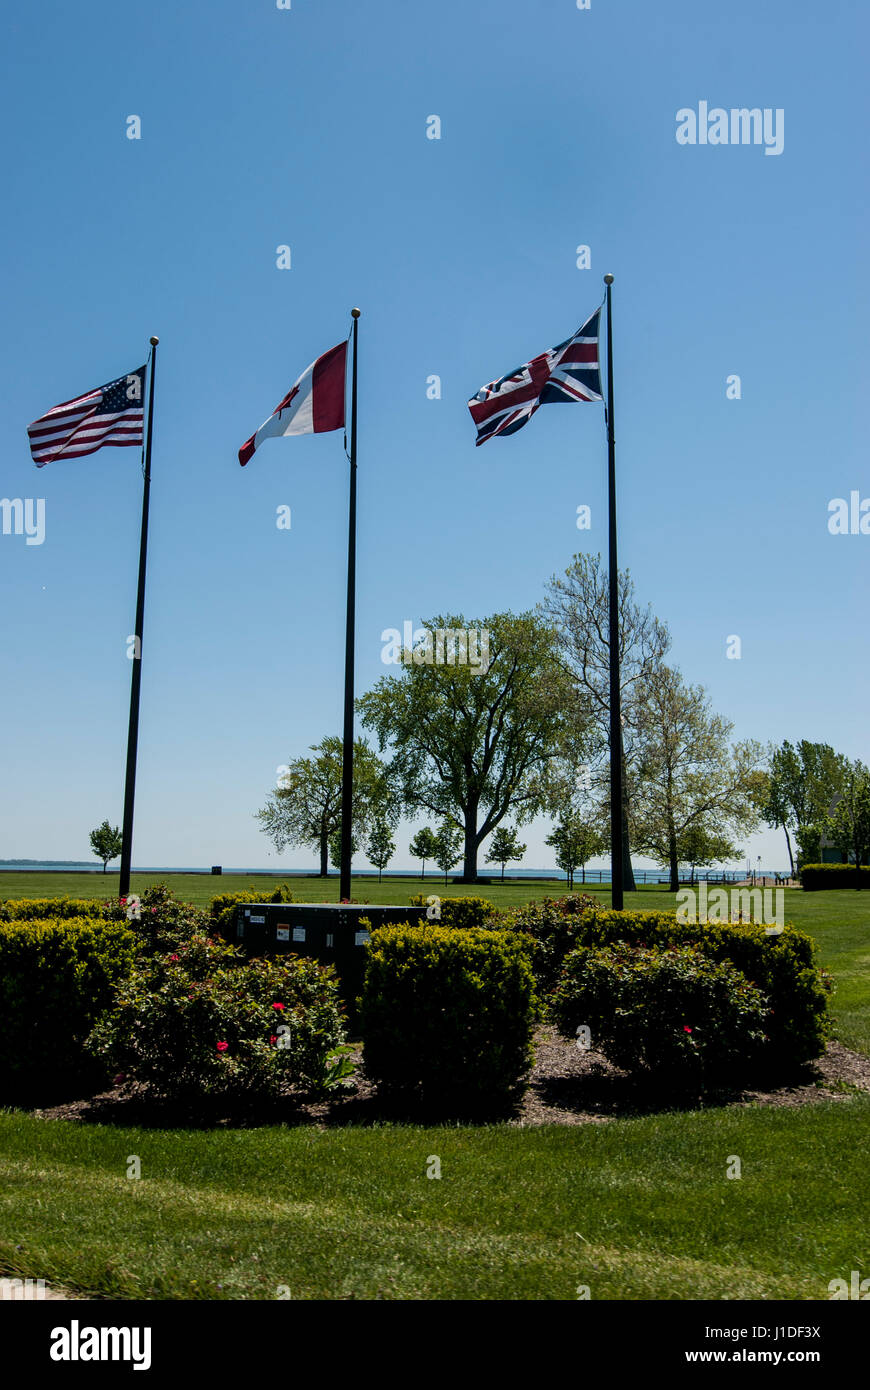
{"left": 683, "top": 1026, "right": 692, "bottom": 1033}
{"left": 217, "top": 1041, "right": 229, "bottom": 1052}
{"left": 169, "top": 954, "right": 179, "bottom": 962}
{"left": 151, "top": 907, "right": 157, "bottom": 914}
{"left": 269, "top": 1035, "right": 277, "bottom": 1044}
{"left": 120, "top": 897, "right": 127, "bottom": 905}
{"left": 272, "top": 1002, "right": 285, "bottom": 1011}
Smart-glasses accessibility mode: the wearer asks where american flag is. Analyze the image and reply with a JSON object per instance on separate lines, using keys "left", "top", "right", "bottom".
{"left": 468, "top": 309, "right": 603, "bottom": 446}
{"left": 27, "top": 366, "right": 146, "bottom": 468}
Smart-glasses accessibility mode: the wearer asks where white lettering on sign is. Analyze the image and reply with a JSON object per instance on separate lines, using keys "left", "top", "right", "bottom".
{"left": 292, "top": 927, "right": 306, "bottom": 942}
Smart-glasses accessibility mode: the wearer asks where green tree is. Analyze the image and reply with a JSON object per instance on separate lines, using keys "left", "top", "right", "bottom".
{"left": 630, "top": 664, "right": 765, "bottom": 892}
{"left": 676, "top": 824, "right": 738, "bottom": 885}
{"left": 366, "top": 816, "right": 396, "bottom": 883}
{"left": 545, "top": 814, "right": 606, "bottom": 889}
{"left": 257, "top": 736, "right": 394, "bottom": 876}
{"left": 433, "top": 821, "right": 463, "bottom": 885}
{"left": 89, "top": 820, "right": 123, "bottom": 874}
{"left": 328, "top": 829, "right": 360, "bottom": 871}
{"left": 408, "top": 827, "right": 438, "bottom": 880}
{"left": 485, "top": 825, "right": 526, "bottom": 882}
{"left": 358, "top": 612, "right": 577, "bottom": 882}
{"left": 541, "top": 553, "right": 672, "bottom": 894}
{"left": 825, "top": 760, "right": 870, "bottom": 874}
{"left": 761, "top": 740, "right": 845, "bottom": 875}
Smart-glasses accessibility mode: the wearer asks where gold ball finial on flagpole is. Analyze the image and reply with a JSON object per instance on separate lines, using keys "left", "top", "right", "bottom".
{"left": 603, "top": 274, "right": 614, "bottom": 285}
{"left": 351, "top": 308, "right": 361, "bottom": 318}
{"left": 149, "top": 336, "right": 159, "bottom": 345}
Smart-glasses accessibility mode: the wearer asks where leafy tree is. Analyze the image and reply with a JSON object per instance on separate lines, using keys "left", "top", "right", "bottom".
{"left": 761, "top": 740, "right": 844, "bottom": 875}
{"left": 366, "top": 816, "right": 396, "bottom": 883}
{"left": 358, "top": 612, "right": 577, "bottom": 881}
{"left": 257, "top": 736, "right": 395, "bottom": 876}
{"left": 485, "top": 825, "right": 526, "bottom": 882}
{"left": 89, "top": 820, "right": 122, "bottom": 873}
{"left": 545, "top": 814, "right": 606, "bottom": 889}
{"left": 328, "top": 829, "right": 360, "bottom": 871}
{"left": 541, "top": 553, "right": 672, "bottom": 893}
{"left": 676, "top": 824, "right": 738, "bottom": 885}
{"left": 630, "top": 664, "right": 765, "bottom": 892}
{"left": 433, "top": 821, "right": 463, "bottom": 885}
{"left": 825, "top": 760, "right": 870, "bottom": 874}
{"left": 409, "top": 827, "right": 438, "bottom": 880}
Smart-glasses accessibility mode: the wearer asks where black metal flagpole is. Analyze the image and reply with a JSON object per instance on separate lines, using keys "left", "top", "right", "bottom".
{"left": 603, "top": 275, "right": 625, "bottom": 910}
{"left": 339, "top": 309, "right": 360, "bottom": 901}
{"left": 118, "top": 335, "right": 159, "bottom": 900}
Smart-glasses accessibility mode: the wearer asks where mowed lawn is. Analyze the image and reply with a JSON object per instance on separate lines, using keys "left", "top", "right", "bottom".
{"left": 1, "top": 1101, "right": 868, "bottom": 1301}
{"left": 1, "top": 874, "right": 867, "bottom": 1300}
{"left": 4, "top": 872, "right": 869, "bottom": 1052}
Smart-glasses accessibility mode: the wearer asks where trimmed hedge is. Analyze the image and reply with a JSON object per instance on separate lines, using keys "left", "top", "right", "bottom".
{"left": 535, "top": 906, "right": 830, "bottom": 1070}
{"left": 550, "top": 943, "right": 770, "bottom": 1088}
{"left": 0, "top": 917, "right": 137, "bottom": 1100}
{"left": 0, "top": 896, "right": 110, "bottom": 922}
{"left": 360, "top": 923, "right": 538, "bottom": 1115}
{"left": 209, "top": 883, "right": 296, "bottom": 936}
{"left": 87, "top": 931, "right": 350, "bottom": 1106}
{"left": 800, "top": 864, "right": 870, "bottom": 891}
{"left": 407, "top": 894, "right": 499, "bottom": 929}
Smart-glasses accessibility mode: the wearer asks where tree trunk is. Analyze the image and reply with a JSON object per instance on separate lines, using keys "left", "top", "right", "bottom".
{"left": 421, "top": 861, "right": 425, "bottom": 880}
{"left": 783, "top": 825, "right": 795, "bottom": 878}
{"left": 319, "top": 835, "right": 329, "bottom": 877}
{"left": 581, "top": 863, "right": 586, "bottom": 884}
{"left": 620, "top": 741, "right": 637, "bottom": 892}
{"left": 378, "top": 867, "right": 382, "bottom": 883}
{"left": 668, "top": 826, "right": 679, "bottom": 893}
{"left": 102, "top": 862, "right": 107, "bottom": 873}
{"left": 462, "top": 808, "right": 479, "bottom": 881}
{"left": 501, "top": 862, "right": 505, "bottom": 882}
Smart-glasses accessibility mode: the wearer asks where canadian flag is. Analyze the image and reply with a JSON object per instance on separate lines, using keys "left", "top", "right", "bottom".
{"left": 238, "top": 341, "right": 347, "bottom": 466}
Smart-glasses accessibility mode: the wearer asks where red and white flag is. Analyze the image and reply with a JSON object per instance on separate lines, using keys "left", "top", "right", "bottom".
{"left": 238, "top": 341, "right": 347, "bottom": 466}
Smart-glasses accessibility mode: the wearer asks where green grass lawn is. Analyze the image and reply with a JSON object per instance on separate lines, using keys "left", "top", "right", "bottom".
{"left": 2, "top": 873, "right": 867, "bottom": 1301}
{"left": 1, "top": 1100, "right": 867, "bottom": 1301}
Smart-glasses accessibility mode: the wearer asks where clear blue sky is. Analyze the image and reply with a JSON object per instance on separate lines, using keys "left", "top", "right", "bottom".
{"left": 1, "top": 0, "right": 866, "bottom": 872}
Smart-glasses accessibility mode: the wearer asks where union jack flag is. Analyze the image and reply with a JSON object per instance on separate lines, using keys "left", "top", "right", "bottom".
{"left": 468, "top": 309, "right": 603, "bottom": 446}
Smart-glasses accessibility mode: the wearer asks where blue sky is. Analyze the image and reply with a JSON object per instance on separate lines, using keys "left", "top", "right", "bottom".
{"left": 1, "top": 0, "right": 866, "bottom": 872}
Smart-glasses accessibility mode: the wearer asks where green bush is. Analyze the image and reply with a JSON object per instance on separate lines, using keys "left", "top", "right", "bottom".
{"left": 209, "top": 882, "right": 296, "bottom": 937}
{"left": 800, "top": 864, "right": 870, "bottom": 891}
{"left": 0, "top": 896, "right": 107, "bottom": 922}
{"left": 87, "top": 931, "right": 350, "bottom": 1106}
{"left": 407, "top": 894, "right": 500, "bottom": 929}
{"left": 359, "top": 923, "right": 538, "bottom": 1116}
{"left": 0, "top": 917, "right": 137, "bottom": 1101}
{"left": 550, "top": 943, "right": 770, "bottom": 1088}
{"left": 504, "top": 894, "right": 601, "bottom": 989}
{"left": 532, "top": 905, "right": 830, "bottom": 1070}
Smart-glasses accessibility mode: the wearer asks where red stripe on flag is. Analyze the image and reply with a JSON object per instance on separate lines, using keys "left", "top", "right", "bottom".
{"left": 311, "top": 342, "right": 347, "bottom": 433}
{"left": 238, "top": 433, "right": 256, "bottom": 467}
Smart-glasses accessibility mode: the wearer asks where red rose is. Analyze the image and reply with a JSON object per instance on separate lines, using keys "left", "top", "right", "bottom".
{"left": 683, "top": 1026, "right": 692, "bottom": 1033}
{"left": 269, "top": 1035, "right": 277, "bottom": 1044}
{"left": 217, "top": 1041, "right": 228, "bottom": 1052}
{"left": 272, "top": 1002, "right": 285, "bottom": 1011}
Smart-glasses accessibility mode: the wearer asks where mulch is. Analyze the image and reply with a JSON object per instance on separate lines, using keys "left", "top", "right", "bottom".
{"left": 27, "top": 1029, "right": 870, "bottom": 1131}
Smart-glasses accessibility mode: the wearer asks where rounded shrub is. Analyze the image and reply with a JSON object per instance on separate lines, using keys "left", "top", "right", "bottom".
{"left": 505, "top": 894, "right": 600, "bottom": 989}
{"left": 407, "top": 894, "right": 501, "bottom": 929}
{"left": 87, "top": 931, "right": 351, "bottom": 1107}
{"left": 550, "top": 943, "right": 770, "bottom": 1088}
{"left": 0, "top": 916, "right": 137, "bottom": 1102}
{"left": 359, "top": 923, "right": 538, "bottom": 1116}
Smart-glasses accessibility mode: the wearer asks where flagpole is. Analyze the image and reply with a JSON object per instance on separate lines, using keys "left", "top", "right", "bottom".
{"left": 118, "top": 336, "right": 159, "bottom": 900}
{"left": 603, "top": 275, "right": 625, "bottom": 910}
{"left": 339, "top": 309, "right": 360, "bottom": 901}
